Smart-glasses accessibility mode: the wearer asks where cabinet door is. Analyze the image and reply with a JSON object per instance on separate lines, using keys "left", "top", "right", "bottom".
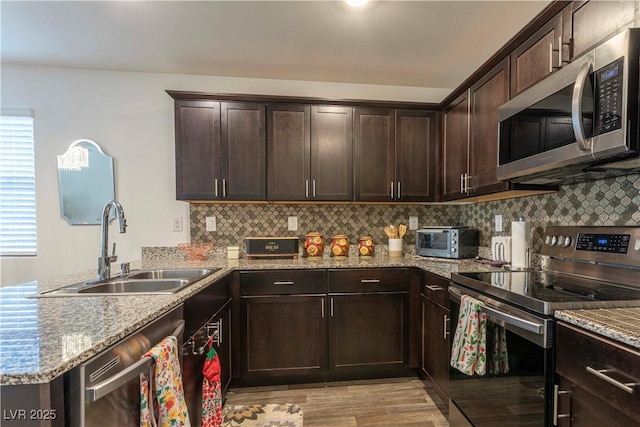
{"left": 563, "top": 0, "right": 636, "bottom": 61}
{"left": 267, "top": 104, "right": 310, "bottom": 200}
{"left": 221, "top": 102, "right": 266, "bottom": 200}
{"left": 311, "top": 106, "right": 353, "bottom": 201}
{"left": 241, "top": 295, "right": 326, "bottom": 378}
{"left": 421, "top": 295, "right": 450, "bottom": 402}
{"left": 329, "top": 293, "right": 408, "bottom": 372}
{"left": 510, "top": 13, "right": 563, "bottom": 97}
{"left": 442, "top": 92, "right": 469, "bottom": 201}
{"left": 469, "top": 58, "right": 510, "bottom": 196}
{"left": 395, "top": 110, "right": 436, "bottom": 202}
{"left": 354, "top": 108, "right": 395, "bottom": 201}
{"left": 174, "top": 100, "right": 221, "bottom": 200}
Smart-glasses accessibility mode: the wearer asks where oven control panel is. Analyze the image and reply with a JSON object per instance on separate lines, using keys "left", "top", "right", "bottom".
{"left": 576, "top": 233, "right": 630, "bottom": 253}
{"left": 542, "top": 226, "right": 640, "bottom": 269}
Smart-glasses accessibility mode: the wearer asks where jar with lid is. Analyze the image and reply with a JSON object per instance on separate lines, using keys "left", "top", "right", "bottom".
{"left": 331, "top": 234, "right": 349, "bottom": 257}
{"left": 304, "top": 232, "right": 324, "bottom": 257}
{"left": 358, "top": 236, "right": 374, "bottom": 257}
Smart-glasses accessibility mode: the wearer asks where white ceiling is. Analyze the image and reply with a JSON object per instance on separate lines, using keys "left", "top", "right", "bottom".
{"left": 1, "top": 1, "right": 550, "bottom": 102}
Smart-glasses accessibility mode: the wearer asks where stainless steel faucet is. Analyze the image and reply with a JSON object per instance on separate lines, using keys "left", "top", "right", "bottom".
{"left": 96, "top": 200, "right": 127, "bottom": 281}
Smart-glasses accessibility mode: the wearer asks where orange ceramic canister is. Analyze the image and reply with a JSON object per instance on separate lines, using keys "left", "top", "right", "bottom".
{"left": 358, "top": 236, "right": 374, "bottom": 257}
{"left": 304, "top": 232, "right": 324, "bottom": 257}
{"left": 331, "top": 234, "right": 349, "bottom": 257}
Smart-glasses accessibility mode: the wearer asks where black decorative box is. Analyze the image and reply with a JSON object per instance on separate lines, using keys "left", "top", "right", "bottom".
{"left": 245, "top": 237, "right": 299, "bottom": 259}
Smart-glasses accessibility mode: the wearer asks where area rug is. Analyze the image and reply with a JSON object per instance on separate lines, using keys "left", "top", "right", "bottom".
{"left": 222, "top": 403, "right": 303, "bottom": 427}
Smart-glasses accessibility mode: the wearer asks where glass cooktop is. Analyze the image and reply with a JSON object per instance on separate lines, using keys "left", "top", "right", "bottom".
{"left": 452, "top": 270, "right": 640, "bottom": 315}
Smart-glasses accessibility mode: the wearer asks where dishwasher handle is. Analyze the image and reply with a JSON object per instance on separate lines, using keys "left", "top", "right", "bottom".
{"left": 85, "top": 319, "right": 185, "bottom": 402}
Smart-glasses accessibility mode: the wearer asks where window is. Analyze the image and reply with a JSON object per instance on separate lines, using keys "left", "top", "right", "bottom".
{"left": 0, "top": 113, "right": 37, "bottom": 256}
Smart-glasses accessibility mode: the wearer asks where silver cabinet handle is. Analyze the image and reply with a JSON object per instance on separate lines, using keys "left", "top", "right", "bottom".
{"left": 443, "top": 314, "right": 449, "bottom": 339}
{"left": 222, "top": 179, "right": 227, "bottom": 198}
{"left": 571, "top": 61, "right": 593, "bottom": 151}
{"left": 305, "top": 180, "right": 309, "bottom": 198}
{"left": 465, "top": 174, "right": 472, "bottom": 193}
{"left": 397, "top": 182, "right": 401, "bottom": 199}
{"left": 549, "top": 42, "right": 554, "bottom": 73}
{"left": 273, "top": 281, "right": 294, "bottom": 285}
{"left": 321, "top": 298, "right": 325, "bottom": 318}
{"left": 312, "top": 180, "right": 316, "bottom": 198}
{"left": 218, "top": 318, "right": 223, "bottom": 345}
{"left": 425, "top": 284, "right": 444, "bottom": 292}
{"left": 460, "top": 174, "right": 465, "bottom": 193}
{"left": 390, "top": 182, "right": 394, "bottom": 199}
{"left": 553, "top": 384, "right": 572, "bottom": 425}
{"left": 558, "top": 36, "right": 562, "bottom": 67}
{"left": 214, "top": 179, "right": 219, "bottom": 197}
{"left": 586, "top": 367, "right": 637, "bottom": 394}
{"left": 361, "top": 279, "right": 380, "bottom": 283}
{"left": 330, "top": 297, "right": 334, "bottom": 317}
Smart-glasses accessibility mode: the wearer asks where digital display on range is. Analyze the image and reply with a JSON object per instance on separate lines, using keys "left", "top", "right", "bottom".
{"left": 576, "top": 233, "right": 630, "bottom": 254}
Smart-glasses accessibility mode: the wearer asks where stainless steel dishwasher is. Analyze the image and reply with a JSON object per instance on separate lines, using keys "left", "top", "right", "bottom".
{"left": 66, "top": 305, "right": 184, "bottom": 427}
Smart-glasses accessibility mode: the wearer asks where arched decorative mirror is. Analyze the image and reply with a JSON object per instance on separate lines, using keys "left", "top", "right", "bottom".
{"left": 57, "top": 139, "right": 115, "bottom": 225}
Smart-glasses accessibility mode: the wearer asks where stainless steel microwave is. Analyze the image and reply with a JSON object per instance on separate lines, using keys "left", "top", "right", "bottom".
{"left": 415, "top": 227, "right": 479, "bottom": 259}
{"left": 497, "top": 28, "right": 640, "bottom": 185}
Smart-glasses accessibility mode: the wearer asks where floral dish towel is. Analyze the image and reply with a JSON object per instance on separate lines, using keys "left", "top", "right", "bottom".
{"left": 450, "top": 295, "right": 488, "bottom": 376}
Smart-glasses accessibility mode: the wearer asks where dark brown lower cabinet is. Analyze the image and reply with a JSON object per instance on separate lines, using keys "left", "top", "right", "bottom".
{"left": 555, "top": 322, "right": 640, "bottom": 426}
{"left": 241, "top": 295, "right": 327, "bottom": 378}
{"left": 419, "top": 271, "right": 450, "bottom": 402}
{"left": 421, "top": 294, "right": 450, "bottom": 402}
{"left": 329, "top": 293, "right": 408, "bottom": 374}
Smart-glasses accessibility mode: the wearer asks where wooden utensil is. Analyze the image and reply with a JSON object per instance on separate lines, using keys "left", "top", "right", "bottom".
{"left": 384, "top": 225, "right": 396, "bottom": 239}
{"left": 398, "top": 224, "right": 407, "bottom": 239}
{"left": 390, "top": 225, "right": 398, "bottom": 239}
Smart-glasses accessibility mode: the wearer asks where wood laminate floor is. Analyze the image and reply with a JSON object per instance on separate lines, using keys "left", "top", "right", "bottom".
{"left": 224, "top": 377, "right": 449, "bottom": 427}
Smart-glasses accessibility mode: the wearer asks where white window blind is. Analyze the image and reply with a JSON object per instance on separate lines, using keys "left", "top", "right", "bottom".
{"left": 0, "top": 114, "right": 37, "bottom": 256}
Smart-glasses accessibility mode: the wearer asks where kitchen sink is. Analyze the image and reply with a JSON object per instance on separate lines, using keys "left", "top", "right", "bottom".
{"left": 77, "top": 279, "right": 190, "bottom": 294}
{"left": 32, "top": 267, "right": 220, "bottom": 297}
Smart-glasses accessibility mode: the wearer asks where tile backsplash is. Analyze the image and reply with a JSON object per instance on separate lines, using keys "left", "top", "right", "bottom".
{"left": 190, "top": 173, "right": 639, "bottom": 254}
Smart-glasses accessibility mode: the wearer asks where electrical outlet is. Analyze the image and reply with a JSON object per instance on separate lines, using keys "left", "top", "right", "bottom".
{"left": 495, "top": 214, "right": 503, "bottom": 232}
{"left": 205, "top": 216, "right": 216, "bottom": 232}
{"left": 409, "top": 216, "right": 419, "bottom": 230}
{"left": 288, "top": 216, "right": 298, "bottom": 231}
{"left": 171, "top": 216, "right": 183, "bottom": 232}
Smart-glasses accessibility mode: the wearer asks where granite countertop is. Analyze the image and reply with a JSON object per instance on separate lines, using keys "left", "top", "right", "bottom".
{"left": 0, "top": 249, "right": 495, "bottom": 386}
{"left": 555, "top": 308, "right": 640, "bottom": 350}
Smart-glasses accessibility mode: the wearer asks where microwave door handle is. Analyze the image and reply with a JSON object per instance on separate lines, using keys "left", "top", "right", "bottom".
{"left": 571, "top": 61, "right": 593, "bottom": 151}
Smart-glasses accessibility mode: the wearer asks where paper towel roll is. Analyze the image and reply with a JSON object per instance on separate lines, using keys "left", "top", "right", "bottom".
{"left": 511, "top": 218, "right": 530, "bottom": 268}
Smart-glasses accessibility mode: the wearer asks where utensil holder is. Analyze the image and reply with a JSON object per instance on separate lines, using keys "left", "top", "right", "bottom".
{"left": 388, "top": 238, "right": 403, "bottom": 258}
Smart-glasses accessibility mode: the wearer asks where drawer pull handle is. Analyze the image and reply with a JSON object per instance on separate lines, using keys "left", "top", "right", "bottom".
{"left": 273, "top": 281, "right": 294, "bottom": 286}
{"left": 361, "top": 279, "right": 380, "bottom": 284}
{"left": 586, "top": 367, "right": 637, "bottom": 394}
{"left": 425, "top": 285, "right": 444, "bottom": 291}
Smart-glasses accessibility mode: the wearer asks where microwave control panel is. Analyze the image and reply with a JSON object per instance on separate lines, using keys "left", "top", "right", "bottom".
{"left": 594, "top": 58, "right": 623, "bottom": 135}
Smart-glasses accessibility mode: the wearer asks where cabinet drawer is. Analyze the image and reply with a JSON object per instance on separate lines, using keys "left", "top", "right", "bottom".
{"left": 240, "top": 269, "right": 326, "bottom": 295}
{"left": 556, "top": 322, "right": 640, "bottom": 422}
{"left": 328, "top": 268, "right": 409, "bottom": 293}
{"left": 420, "top": 270, "right": 449, "bottom": 307}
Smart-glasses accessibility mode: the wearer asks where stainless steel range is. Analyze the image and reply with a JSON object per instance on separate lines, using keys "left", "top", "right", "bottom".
{"left": 448, "top": 225, "right": 640, "bottom": 427}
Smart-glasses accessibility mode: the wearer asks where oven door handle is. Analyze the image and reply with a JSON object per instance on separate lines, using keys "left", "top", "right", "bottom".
{"left": 480, "top": 303, "right": 543, "bottom": 335}
{"left": 85, "top": 320, "right": 185, "bottom": 402}
{"left": 449, "top": 286, "right": 543, "bottom": 335}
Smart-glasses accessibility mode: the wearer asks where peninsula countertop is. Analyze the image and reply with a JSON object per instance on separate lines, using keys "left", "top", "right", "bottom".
{"left": 0, "top": 249, "right": 496, "bottom": 385}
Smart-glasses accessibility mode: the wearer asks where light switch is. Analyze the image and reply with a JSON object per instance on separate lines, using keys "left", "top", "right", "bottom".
{"left": 288, "top": 216, "right": 298, "bottom": 231}
{"left": 409, "top": 216, "right": 419, "bottom": 230}
{"left": 205, "top": 216, "right": 216, "bottom": 232}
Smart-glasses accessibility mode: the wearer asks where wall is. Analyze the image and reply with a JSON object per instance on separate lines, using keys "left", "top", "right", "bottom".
{"left": 461, "top": 174, "right": 640, "bottom": 253}
{"left": 0, "top": 64, "right": 448, "bottom": 286}
{"left": 190, "top": 174, "right": 640, "bottom": 256}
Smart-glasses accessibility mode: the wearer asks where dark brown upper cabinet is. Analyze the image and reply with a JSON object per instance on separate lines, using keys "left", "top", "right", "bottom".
{"left": 443, "top": 59, "right": 510, "bottom": 201}
{"left": 355, "top": 108, "right": 436, "bottom": 202}
{"left": 173, "top": 100, "right": 266, "bottom": 200}
{"left": 562, "top": 0, "right": 636, "bottom": 62}
{"left": 267, "top": 104, "right": 353, "bottom": 201}
{"left": 510, "top": 12, "right": 564, "bottom": 97}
